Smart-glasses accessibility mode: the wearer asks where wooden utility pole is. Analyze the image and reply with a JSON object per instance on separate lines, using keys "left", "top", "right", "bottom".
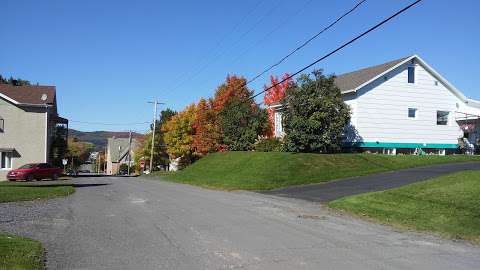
{"left": 147, "top": 99, "right": 164, "bottom": 173}
{"left": 127, "top": 130, "right": 132, "bottom": 175}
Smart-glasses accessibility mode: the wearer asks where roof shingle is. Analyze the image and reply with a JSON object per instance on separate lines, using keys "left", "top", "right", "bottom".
{"left": 0, "top": 84, "right": 56, "bottom": 105}
{"left": 334, "top": 56, "right": 412, "bottom": 93}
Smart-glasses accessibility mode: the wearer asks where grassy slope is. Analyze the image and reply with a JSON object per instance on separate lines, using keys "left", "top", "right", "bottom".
{"left": 166, "top": 152, "right": 480, "bottom": 190}
{"left": 329, "top": 170, "right": 480, "bottom": 243}
{"left": 0, "top": 182, "right": 75, "bottom": 203}
{"left": 0, "top": 234, "right": 43, "bottom": 270}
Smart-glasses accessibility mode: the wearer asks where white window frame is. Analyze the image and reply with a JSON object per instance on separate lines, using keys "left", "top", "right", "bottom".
{"left": 0, "top": 151, "right": 12, "bottom": 170}
{"left": 0, "top": 117, "right": 4, "bottom": 133}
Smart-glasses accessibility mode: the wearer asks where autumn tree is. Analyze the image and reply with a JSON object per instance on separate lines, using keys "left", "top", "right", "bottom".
{"left": 162, "top": 104, "right": 197, "bottom": 165}
{"left": 67, "top": 138, "right": 95, "bottom": 169}
{"left": 139, "top": 108, "right": 176, "bottom": 170}
{"left": 192, "top": 98, "right": 221, "bottom": 155}
{"left": 212, "top": 75, "right": 251, "bottom": 112}
{"left": 281, "top": 70, "right": 350, "bottom": 153}
{"left": 263, "top": 73, "right": 292, "bottom": 137}
{"left": 213, "top": 75, "right": 270, "bottom": 150}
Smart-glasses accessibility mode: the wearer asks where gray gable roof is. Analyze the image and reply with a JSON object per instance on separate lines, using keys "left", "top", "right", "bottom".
{"left": 108, "top": 138, "right": 136, "bottom": 162}
{"left": 334, "top": 56, "right": 412, "bottom": 93}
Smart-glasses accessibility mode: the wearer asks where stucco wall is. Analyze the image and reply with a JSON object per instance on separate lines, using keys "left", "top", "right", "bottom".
{"left": 0, "top": 99, "right": 47, "bottom": 180}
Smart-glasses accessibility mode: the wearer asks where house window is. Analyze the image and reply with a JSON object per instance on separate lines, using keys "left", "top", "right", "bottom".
{"left": 437, "top": 111, "right": 449, "bottom": 125}
{"left": 408, "top": 66, "right": 415, "bottom": 84}
{"left": 0, "top": 152, "right": 12, "bottom": 169}
{"left": 0, "top": 118, "right": 4, "bottom": 133}
{"left": 274, "top": 112, "right": 283, "bottom": 138}
{"left": 408, "top": 108, "right": 417, "bottom": 118}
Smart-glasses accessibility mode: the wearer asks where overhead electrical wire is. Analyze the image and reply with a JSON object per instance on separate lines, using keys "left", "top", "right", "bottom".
{"left": 165, "top": 0, "right": 266, "bottom": 91}
{"left": 171, "top": 0, "right": 367, "bottom": 99}
{"left": 69, "top": 120, "right": 151, "bottom": 126}
{"left": 197, "top": 0, "right": 315, "bottom": 88}
{"left": 166, "top": 0, "right": 284, "bottom": 94}
{"left": 248, "top": 0, "right": 423, "bottom": 101}
{"left": 245, "top": 0, "right": 367, "bottom": 86}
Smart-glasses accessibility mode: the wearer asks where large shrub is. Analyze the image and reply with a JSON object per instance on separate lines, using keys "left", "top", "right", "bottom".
{"left": 281, "top": 70, "right": 350, "bottom": 153}
{"left": 254, "top": 138, "right": 282, "bottom": 152}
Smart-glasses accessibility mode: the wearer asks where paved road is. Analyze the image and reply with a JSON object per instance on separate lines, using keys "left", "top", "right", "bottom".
{"left": 263, "top": 162, "right": 480, "bottom": 202}
{"left": 1, "top": 176, "right": 479, "bottom": 269}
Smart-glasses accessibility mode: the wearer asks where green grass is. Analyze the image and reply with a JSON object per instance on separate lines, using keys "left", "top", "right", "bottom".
{"left": 161, "top": 151, "right": 480, "bottom": 190}
{"left": 0, "top": 233, "right": 43, "bottom": 270}
{"left": 329, "top": 170, "right": 480, "bottom": 243}
{"left": 0, "top": 182, "right": 75, "bottom": 203}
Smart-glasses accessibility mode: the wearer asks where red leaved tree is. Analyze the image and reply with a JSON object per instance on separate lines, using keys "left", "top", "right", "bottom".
{"left": 263, "top": 73, "right": 292, "bottom": 137}
{"left": 212, "top": 75, "right": 252, "bottom": 112}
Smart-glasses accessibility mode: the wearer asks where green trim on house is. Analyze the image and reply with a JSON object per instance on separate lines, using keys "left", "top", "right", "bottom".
{"left": 344, "top": 141, "right": 458, "bottom": 149}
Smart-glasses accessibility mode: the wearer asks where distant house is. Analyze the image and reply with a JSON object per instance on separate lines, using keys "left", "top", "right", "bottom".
{"left": 0, "top": 84, "right": 68, "bottom": 180}
{"left": 271, "top": 55, "right": 480, "bottom": 154}
{"left": 106, "top": 137, "right": 139, "bottom": 175}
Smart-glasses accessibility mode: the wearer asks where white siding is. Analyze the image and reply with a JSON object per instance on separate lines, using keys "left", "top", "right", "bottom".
{"left": 354, "top": 60, "right": 467, "bottom": 145}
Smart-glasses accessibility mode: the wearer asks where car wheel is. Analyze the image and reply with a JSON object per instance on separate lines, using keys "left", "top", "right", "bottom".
{"left": 26, "top": 174, "right": 34, "bottom": 182}
{"left": 52, "top": 173, "right": 59, "bottom": 180}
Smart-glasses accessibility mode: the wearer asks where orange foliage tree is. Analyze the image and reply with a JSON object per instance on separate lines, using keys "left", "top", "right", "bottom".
{"left": 192, "top": 98, "right": 221, "bottom": 155}
{"left": 263, "top": 73, "right": 292, "bottom": 137}
{"left": 162, "top": 103, "right": 197, "bottom": 163}
{"left": 212, "top": 75, "right": 252, "bottom": 112}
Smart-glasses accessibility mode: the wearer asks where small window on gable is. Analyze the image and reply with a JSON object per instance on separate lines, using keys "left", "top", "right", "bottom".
{"left": 408, "top": 66, "right": 415, "bottom": 84}
{"left": 408, "top": 108, "right": 417, "bottom": 118}
{"left": 0, "top": 118, "right": 3, "bottom": 133}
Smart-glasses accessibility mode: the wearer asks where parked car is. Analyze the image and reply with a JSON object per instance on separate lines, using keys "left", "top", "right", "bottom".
{"left": 7, "top": 163, "right": 63, "bottom": 181}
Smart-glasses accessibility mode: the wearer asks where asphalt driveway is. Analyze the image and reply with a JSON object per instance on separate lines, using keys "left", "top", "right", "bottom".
{"left": 1, "top": 176, "right": 479, "bottom": 269}
{"left": 262, "top": 162, "right": 480, "bottom": 202}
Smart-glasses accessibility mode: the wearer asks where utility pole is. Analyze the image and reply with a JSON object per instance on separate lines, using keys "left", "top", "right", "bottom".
{"left": 127, "top": 130, "right": 132, "bottom": 175}
{"left": 104, "top": 147, "right": 107, "bottom": 174}
{"left": 147, "top": 99, "right": 164, "bottom": 173}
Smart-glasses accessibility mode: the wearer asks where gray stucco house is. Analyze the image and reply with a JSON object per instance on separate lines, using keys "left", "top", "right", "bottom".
{"left": 0, "top": 84, "right": 68, "bottom": 180}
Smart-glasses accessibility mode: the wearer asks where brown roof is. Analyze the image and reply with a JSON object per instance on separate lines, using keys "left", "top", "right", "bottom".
{"left": 0, "top": 84, "right": 56, "bottom": 105}
{"left": 334, "top": 56, "right": 412, "bottom": 93}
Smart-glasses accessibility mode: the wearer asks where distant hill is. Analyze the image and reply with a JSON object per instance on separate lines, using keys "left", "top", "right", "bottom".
{"left": 69, "top": 129, "right": 145, "bottom": 151}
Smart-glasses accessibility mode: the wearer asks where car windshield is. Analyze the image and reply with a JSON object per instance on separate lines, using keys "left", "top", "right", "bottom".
{"left": 18, "top": 164, "right": 38, "bottom": 169}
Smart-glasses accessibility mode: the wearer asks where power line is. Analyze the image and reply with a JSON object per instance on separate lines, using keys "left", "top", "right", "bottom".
{"left": 69, "top": 120, "right": 151, "bottom": 126}
{"left": 245, "top": 0, "right": 367, "bottom": 86}
{"left": 164, "top": 0, "right": 266, "bottom": 92}
{"left": 249, "top": 0, "right": 423, "bottom": 101}
{"left": 197, "top": 0, "right": 315, "bottom": 89}
{"left": 175, "top": 0, "right": 367, "bottom": 101}
{"left": 166, "top": 0, "right": 284, "bottom": 94}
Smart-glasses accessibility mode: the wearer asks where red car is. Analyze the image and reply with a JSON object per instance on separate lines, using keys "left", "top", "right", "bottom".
{"left": 7, "top": 163, "right": 63, "bottom": 181}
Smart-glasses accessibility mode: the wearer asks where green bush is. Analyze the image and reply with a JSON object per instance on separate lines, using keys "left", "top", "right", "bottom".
{"left": 255, "top": 138, "right": 282, "bottom": 152}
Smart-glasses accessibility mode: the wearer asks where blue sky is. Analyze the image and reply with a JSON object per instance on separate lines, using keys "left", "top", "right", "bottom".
{"left": 1, "top": 0, "right": 479, "bottom": 132}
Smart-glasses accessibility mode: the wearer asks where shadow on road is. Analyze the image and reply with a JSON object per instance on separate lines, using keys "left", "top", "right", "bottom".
{"left": 3, "top": 183, "right": 110, "bottom": 188}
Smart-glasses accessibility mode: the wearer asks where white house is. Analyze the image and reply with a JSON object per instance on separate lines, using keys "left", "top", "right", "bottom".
{"left": 272, "top": 55, "right": 480, "bottom": 154}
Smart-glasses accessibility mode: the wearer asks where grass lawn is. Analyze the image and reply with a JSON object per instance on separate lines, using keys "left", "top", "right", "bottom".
{"left": 161, "top": 152, "right": 480, "bottom": 190}
{"left": 0, "top": 181, "right": 75, "bottom": 203}
{"left": 329, "top": 170, "right": 480, "bottom": 243}
{"left": 0, "top": 233, "right": 43, "bottom": 270}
